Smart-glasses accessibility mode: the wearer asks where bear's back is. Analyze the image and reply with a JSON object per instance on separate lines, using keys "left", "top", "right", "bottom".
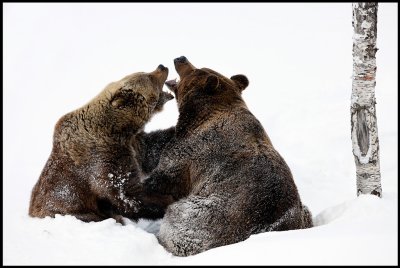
{"left": 187, "top": 106, "right": 301, "bottom": 212}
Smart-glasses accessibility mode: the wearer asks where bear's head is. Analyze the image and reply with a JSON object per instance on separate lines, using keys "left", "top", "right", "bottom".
{"left": 165, "top": 56, "right": 249, "bottom": 109}
{"left": 95, "top": 64, "right": 173, "bottom": 135}
{"left": 55, "top": 65, "right": 173, "bottom": 164}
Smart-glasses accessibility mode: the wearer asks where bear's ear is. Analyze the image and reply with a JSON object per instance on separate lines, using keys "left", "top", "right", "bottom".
{"left": 204, "top": 75, "right": 220, "bottom": 94}
{"left": 230, "top": 75, "right": 249, "bottom": 91}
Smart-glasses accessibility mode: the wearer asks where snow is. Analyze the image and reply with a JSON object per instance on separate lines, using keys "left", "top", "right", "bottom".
{"left": 4, "top": 195, "right": 397, "bottom": 265}
{"left": 3, "top": 3, "right": 398, "bottom": 265}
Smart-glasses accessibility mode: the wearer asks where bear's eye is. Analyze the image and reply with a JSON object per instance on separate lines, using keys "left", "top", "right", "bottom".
{"left": 110, "top": 90, "right": 146, "bottom": 109}
{"left": 111, "top": 97, "right": 124, "bottom": 108}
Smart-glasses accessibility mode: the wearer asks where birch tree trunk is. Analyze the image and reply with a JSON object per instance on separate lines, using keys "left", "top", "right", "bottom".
{"left": 351, "top": 2, "right": 382, "bottom": 197}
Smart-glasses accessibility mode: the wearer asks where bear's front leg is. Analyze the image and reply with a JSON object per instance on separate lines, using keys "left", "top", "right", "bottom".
{"left": 137, "top": 192, "right": 175, "bottom": 219}
{"left": 143, "top": 163, "right": 190, "bottom": 201}
{"left": 144, "top": 169, "right": 179, "bottom": 196}
{"left": 90, "top": 171, "right": 143, "bottom": 220}
{"left": 138, "top": 127, "right": 176, "bottom": 174}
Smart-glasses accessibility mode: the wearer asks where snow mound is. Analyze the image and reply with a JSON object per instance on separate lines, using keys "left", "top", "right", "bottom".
{"left": 172, "top": 193, "right": 397, "bottom": 265}
{"left": 4, "top": 193, "right": 397, "bottom": 265}
{"left": 4, "top": 215, "right": 171, "bottom": 265}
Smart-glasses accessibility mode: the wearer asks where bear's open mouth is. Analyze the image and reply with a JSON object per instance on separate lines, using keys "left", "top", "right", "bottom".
{"left": 161, "top": 90, "right": 174, "bottom": 100}
{"left": 165, "top": 78, "right": 179, "bottom": 95}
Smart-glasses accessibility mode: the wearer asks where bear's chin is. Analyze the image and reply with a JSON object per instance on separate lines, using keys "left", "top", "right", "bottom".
{"left": 165, "top": 79, "right": 178, "bottom": 96}
{"left": 153, "top": 91, "right": 174, "bottom": 112}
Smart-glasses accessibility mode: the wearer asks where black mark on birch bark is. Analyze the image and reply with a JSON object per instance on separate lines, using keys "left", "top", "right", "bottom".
{"left": 356, "top": 109, "right": 369, "bottom": 156}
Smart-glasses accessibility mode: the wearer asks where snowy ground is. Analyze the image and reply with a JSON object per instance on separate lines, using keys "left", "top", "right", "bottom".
{"left": 4, "top": 3, "right": 398, "bottom": 265}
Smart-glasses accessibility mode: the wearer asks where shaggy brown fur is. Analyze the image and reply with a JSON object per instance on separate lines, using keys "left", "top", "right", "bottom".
{"left": 144, "top": 57, "right": 313, "bottom": 256}
{"left": 29, "top": 65, "right": 174, "bottom": 222}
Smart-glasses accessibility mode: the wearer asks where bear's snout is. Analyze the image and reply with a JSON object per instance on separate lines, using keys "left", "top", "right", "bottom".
{"left": 152, "top": 65, "right": 169, "bottom": 89}
{"left": 157, "top": 64, "right": 168, "bottom": 72}
{"left": 174, "top": 56, "right": 188, "bottom": 64}
{"left": 174, "top": 56, "right": 196, "bottom": 77}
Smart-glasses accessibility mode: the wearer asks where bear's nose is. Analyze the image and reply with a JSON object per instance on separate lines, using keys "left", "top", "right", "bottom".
{"left": 174, "top": 56, "right": 188, "bottom": 64}
{"left": 158, "top": 64, "right": 167, "bottom": 71}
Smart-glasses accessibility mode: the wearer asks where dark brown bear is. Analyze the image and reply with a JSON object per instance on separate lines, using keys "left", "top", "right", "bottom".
{"left": 144, "top": 57, "right": 313, "bottom": 256}
{"left": 29, "top": 65, "right": 174, "bottom": 223}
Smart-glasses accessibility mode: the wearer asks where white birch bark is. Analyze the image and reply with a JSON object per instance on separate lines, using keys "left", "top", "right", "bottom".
{"left": 351, "top": 2, "right": 382, "bottom": 197}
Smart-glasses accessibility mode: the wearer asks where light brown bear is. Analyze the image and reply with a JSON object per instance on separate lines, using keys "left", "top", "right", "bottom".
{"left": 29, "top": 65, "right": 174, "bottom": 223}
{"left": 144, "top": 57, "right": 313, "bottom": 256}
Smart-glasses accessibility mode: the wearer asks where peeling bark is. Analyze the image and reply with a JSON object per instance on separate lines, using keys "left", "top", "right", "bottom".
{"left": 351, "top": 3, "right": 382, "bottom": 197}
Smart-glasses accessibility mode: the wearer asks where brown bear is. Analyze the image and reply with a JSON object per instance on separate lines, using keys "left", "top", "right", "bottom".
{"left": 29, "top": 65, "right": 175, "bottom": 223}
{"left": 144, "top": 57, "right": 313, "bottom": 256}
